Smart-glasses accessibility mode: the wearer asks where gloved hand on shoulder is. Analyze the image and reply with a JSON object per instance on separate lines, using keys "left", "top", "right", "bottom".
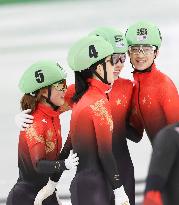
{"left": 15, "top": 109, "right": 33, "bottom": 131}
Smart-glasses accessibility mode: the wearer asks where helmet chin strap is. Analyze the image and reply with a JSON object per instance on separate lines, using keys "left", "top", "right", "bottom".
{"left": 131, "top": 63, "right": 153, "bottom": 74}
{"left": 44, "top": 86, "right": 59, "bottom": 111}
{"left": 105, "top": 85, "right": 113, "bottom": 94}
{"left": 92, "top": 62, "right": 111, "bottom": 85}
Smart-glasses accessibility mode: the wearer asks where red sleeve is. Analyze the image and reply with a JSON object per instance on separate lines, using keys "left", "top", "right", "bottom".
{"left": 160, "top": 78, "right": 179, "bottom": 123}
{"left": 90, "top": 98, "right": 120, "bottom": 189}
{"left": 58, "top": 131, "right": 72, "bottom": 160}
{"left": 24, "top": 120, "right": 46, "bottom": 169}
{"left": 64, "top": 84, "right": 75, "bottom": 109}
{"left": 143, "top": 191, "right": 163, "bottom": 205}
{"left": 127, "top": 81, "right": 144, "bottom": 138}
{"left": 126, "top": 82, "right": 144, "bottom": 142}
{"left": 129, "top": 105, "right": 144, "bottom": 138}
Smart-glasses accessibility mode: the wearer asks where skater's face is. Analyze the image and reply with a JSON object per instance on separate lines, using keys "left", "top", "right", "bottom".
{"left": 95, "top": 55, "right": 114, "bottom": 84}
{"left": 51, "top": 80, "right": 67, "bottom": 106}
{"left": 112, "top": 53, "right": 126, "bottom": 80}
{"left": 43, "top": 80, "right": 67, "bottom": 107}
{"left": 105, "top": 55, "right": 115, "bottom": 84}
{"left": 128, "top": 45, "right": 158, "bottom": 70}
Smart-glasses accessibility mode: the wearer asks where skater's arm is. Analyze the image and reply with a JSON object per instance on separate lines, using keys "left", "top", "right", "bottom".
{"left": 91, "top": 101, "right": 130, "bottom": 204}
{"left": 145, "top": 125, "right": 178, "bottom": 193}
{"left": 125, "top": 121, "right": 143, "bottom": 142}
{"left": 57, "top": 132, "right": 73, "bottom": 160}
{"left": 24, "top": 121, "right": 77, "bottom": 177}
{"left": 143, "top": 125, "right": 179, "bottom": 205}
{"left": 125, "top": 82, "right": 144, "bottom": 142}
{"left": 160, "top": 78, "right": 179, "bottom": 124}
{"left": 90, "top": 99, "right": 121, "bottom": 189}
{"left": 50, "top": 133, "right": 73, "bottom": 182}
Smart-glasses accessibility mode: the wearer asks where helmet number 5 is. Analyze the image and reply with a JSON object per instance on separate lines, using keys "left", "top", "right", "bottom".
{"left": 35, "top": 70, "right": 44, "bottom": 83}
{"left": 89, "top": 45, "right": 98, "bottom": 58}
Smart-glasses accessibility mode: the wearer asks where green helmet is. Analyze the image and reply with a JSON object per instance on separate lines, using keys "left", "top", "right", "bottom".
{"left": 125, "top": 20, "right": 162, "bottom": 48}
{"left": 89, "top": 26, "right": 128, "bottom": 53}
{"left": 67, "top": 35, "right": 114, "bottom": 71}
{"left": 19, "top": 60, "right": 67, "bottom": 94}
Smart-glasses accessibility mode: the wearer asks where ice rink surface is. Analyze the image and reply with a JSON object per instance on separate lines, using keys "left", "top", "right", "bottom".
{"left": 0, "top": 0, "right": 179, "bottom": 204}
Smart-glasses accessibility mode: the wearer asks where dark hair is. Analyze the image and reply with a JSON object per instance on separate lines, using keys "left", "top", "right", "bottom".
{"left": 72, "top": 58, "right": 105, "bottom": 103}
{"left": 20, "top": 89, "right": 46, "bottom": 113}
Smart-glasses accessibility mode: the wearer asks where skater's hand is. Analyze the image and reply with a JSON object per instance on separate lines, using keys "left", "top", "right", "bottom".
{"left": 65, "top": 150, "right": 79, "bottom": 170}
{"left": 114, "top": 186, "right": 130, "bottom": 205}
{"left": 34, "top": 178, "right": 57, "bottom": 205}
{"left": 15, "top": 109, "right": 34, "bottom": 131}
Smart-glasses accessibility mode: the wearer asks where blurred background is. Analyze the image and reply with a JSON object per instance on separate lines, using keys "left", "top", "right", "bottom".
{"left": 0, "top": 0, "right": 179, "bottom": 204}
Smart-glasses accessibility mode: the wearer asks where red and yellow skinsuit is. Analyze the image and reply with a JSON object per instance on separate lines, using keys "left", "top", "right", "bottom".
{"left": 61, "top": 78, "right": 143, "bottom": 205}
{"left": 19, "top": 103, "right": 67, "bottom": 182}
{"left": 66, "top": 78, "right": 120, "bottom": 204}
{"left": 18, "top": 103, "right": 66, "bottom": 184}
{"left": 62, "top": 78, "right": 141, "bottom": 205}
{"left": 70, "top": 78, "right": 120, "bottom": 186}
{"left": 7, "top": 103, "right": 66, "bottom": 205}
{"left": 130, "top": 63, "right": 179, "bottom": 205}
{"left": 131, "top": 63, "right": 179, "bottom": 143}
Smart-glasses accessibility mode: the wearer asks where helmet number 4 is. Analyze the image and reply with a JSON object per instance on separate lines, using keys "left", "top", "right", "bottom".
{"left": 89, "top": 45, "right": 98, "bottom": 58}
{"left": 35, "top": 70, "right": 44, "bottom": 83}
